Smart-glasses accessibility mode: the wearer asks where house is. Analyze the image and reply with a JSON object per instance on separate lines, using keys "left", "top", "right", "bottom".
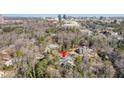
{"left": 44, "top": 44, "right": 61, "bottom": 60}
{"left": 4, "top": 59, "right": 13, "bottom": 66}
{"left": 59, "top": 56, "right": 75, "bottom": 66}
{"left": 0, "top": 50, "right": 14, "bottom": 66}
{"left": 111, "top": 32, "right": 123, "bottom": 40}
{"left": 0, "top": 50, "right": 12, "bottom": 61}
{"left": 45, "top": 17, "right": 59, "bottom": 25}
{"left": 44, "top": 44, "right": 60, "bottom": 53}
{"left": 80, "top": 29, "right": 93, "bottom": 36}
{"left": 62, "top": 20, "right": 80, "bottom": 29}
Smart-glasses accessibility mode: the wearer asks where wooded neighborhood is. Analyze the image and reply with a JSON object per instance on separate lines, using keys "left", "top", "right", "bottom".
{"left": 0, "top": 14, "right": 124, "bottom": 78}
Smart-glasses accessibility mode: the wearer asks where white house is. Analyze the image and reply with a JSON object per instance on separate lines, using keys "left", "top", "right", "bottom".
{"left": 44, "top": 44, "right": 60, "bottom": 53}
{"left": 0, "top": 50, "right": 14, "bottom": 66}
{"left": 62, "top": 20, "right": 80, "bottom": 28}
{"left": 80, "top": 29, "right": 93, "bottom": 36}
{"left": 4, "top": 59, "right": 13, "bottom": 66}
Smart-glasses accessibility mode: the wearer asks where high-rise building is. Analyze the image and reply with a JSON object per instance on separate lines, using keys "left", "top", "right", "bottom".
{"left": 0, "top": 14, "right": 4, "bottom": 24}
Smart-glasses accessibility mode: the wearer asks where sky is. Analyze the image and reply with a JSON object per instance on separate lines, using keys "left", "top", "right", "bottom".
{"left": 3, "top": 14, "right": 124, "bottom": 17}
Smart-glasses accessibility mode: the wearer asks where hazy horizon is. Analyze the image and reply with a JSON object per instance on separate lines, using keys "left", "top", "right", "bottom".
{"left": 3, "top": 14, "right": 124, "bottom": 17}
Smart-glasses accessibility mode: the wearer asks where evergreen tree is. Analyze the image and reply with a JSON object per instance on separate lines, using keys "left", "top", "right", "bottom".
{"left": 58, "top": 14, "right": 62, "bottom": 25}
{"left": 63, "top": 14, "right": 67, "bottom": 20}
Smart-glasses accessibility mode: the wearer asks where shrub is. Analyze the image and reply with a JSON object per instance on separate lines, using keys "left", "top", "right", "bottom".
{"left": 3, "top": 65, "right": 14, "bottom": 71}
{"left": 35, "top": 59, "right": 48, "bottom": 78}
{"left": 16, "top": 50, "right": 24, "bottom": 58}
{"left": 3, "top": 26, "right": 16, "bottom": 32}
{"left": 38, "top": 36, "right": 45, "bottom": 44}
{"left": 75, "top": 56, "right": 82, "bottom": 67}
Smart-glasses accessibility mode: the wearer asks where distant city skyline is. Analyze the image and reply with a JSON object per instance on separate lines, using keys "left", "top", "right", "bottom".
{"left": 3, "top": 14, "right": 124, "bottom": 17}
